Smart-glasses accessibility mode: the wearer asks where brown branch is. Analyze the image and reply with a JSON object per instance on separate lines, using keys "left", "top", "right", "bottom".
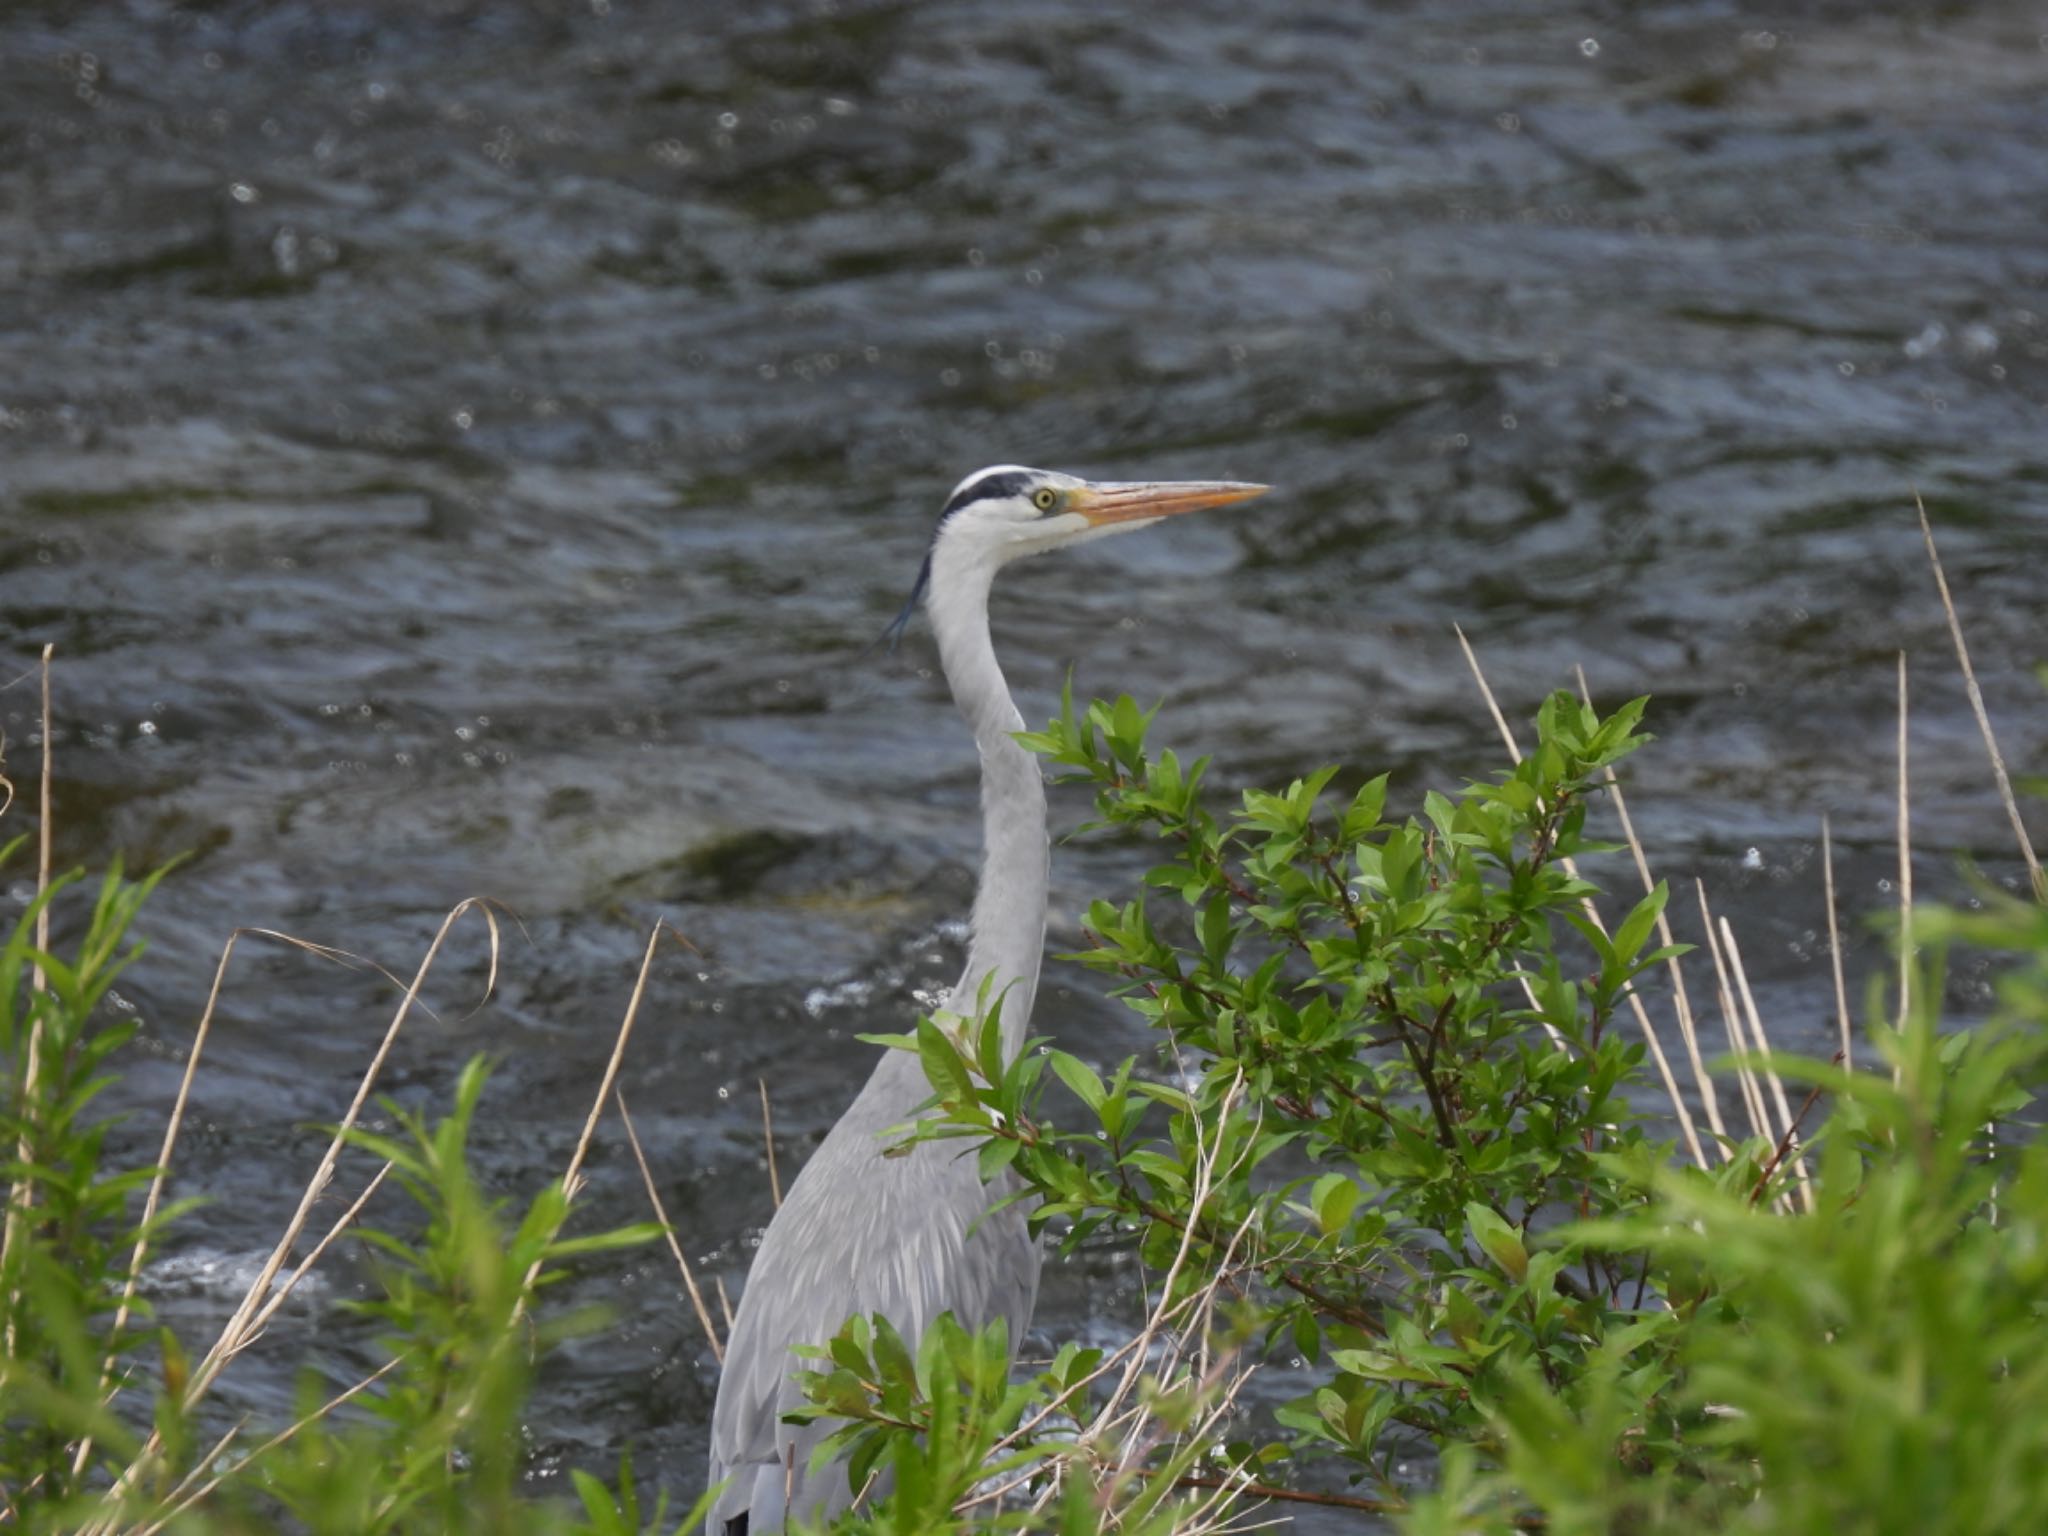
{"left": 1174, "top": 1473, "right": 1403, "bottom": 1516}
{"left": 1749, "top": 1053, "right": 1840, "bottom": 1206}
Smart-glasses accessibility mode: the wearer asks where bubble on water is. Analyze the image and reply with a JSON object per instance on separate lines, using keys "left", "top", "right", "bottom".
{"left": 1837, "top": 361, "right": 1855, "bottom": 376}
{"left": 1959, "top": 322, "right": 1999, "bottom": 358}
{"left": 717, "top": 111, "right": 738, "bottom": 129}
{"left": 452, "top": 408, "right": 473, "bottom": 429}
{"left": 1579, "top": 37, "right": 1601, "bottom": 57}
{"left": 939, "top": 368, "right": 961, "bottom": 386}
{"left": 137, "top": 720, "right": 158, "bottom": 736}
{"left": 229, "top": 181, "right": 257, "bottom": 203}
{"left": 1741, "top": 847, "right": 1763, "bottom": 871}
{"left": 1903, "top": 322, "right": 1946, "bottom": 359}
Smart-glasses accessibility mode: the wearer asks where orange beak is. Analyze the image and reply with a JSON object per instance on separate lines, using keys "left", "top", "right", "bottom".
{"left": 1068, "top": 480, "right": 1271, "bottom": 526}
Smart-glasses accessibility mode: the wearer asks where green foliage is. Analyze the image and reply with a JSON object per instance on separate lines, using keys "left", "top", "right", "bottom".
{"left": 1410, "top": 894, "right": 2048, "bottom": 1535}
{"left": 902, "top": 689, "right": 1703, "bottom": 1501}
{"left": 810, "top": 686, "right": 2048, "bottom": 1534}
{"left": 243, "top": 1057, "right": 668, "bottom": 1534}
{"left": 0, "top": 842, "right": 693, "bottom": 1535}
{"left": 783, "top": 1309, "right": 1231, "bottom": 1535}
{"left": 1, "top": 845, "right": 177, "bottom": 1518}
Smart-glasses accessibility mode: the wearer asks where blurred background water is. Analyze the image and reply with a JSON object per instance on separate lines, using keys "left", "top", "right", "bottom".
{"left": 2, "top": 0, "right": 2045, "bottom": 1518}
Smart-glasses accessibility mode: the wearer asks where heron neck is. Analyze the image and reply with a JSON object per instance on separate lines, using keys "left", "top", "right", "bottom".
{"left": 926, "top": 543, "right": 1048, "bottom": 1064}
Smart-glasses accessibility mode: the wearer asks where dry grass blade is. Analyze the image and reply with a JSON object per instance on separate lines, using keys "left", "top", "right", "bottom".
{"left": 75, "top": 923, "right": 414, "bottom": 1474}
{"left": 186, "top": 899, "right": 502, "bottom": 1409}
{"left": 128, "top": 1359, "right": 402, "bottom": 1536}
{"left": 1572, "top": 665, "right": 1715, "bottom": 1169}
{"left": 82, "top": 901, "right": 499, "bottom": 1536}
{"left": 1696, "top": 883, "right": 1772, "bottom": 1146}
{"left": 81, "top": 945, "right": 223, "bottom": 1470}
{"left": 1457, "top": 638, "right": 1712, "bottom": 1165}
{"left": 715, "top": 1273, "right": 735, "bottom": 1333}
{"left": 245, "top": 1162, "right": 395, "bottom": 1344}
{"left": 1916, "top": 492, "right": 2046, "bottom": 903}
{"left": 1451, "top": 630, "right": 1570, "bottom": 1052}
{"left": 979, "top": 1078, "right": 1264, "bottom": 1527}
{"left": 617, "top": 1091, "right": 723, "bottom": 1366}
{"left": 1455, "top": 623, "right": 1523, "bottom": 764}
{"left": 1896, "top": 652, "right": 1913, "bottom": 1078}
{"left": 1717, "top": 918, "right": 1815, "bottom": 1212}
{"left": 1822, "top": 814, "right": 1852, "bottom": 1073}
{"left": 516, "top": 919, "right": 671, "bottom": 1304}
{"left": 758, "top": 1078, "right": 783, "bottom": 1210}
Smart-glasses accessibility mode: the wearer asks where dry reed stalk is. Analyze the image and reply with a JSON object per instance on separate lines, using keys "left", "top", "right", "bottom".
{"left": 983, "top": 1079, "right": 1261, "bottom": 1529}
{"left": 1453, "top": 635, "right": 1712, "bottom": 1167}
{"left": 1916, "top": 493, "right": 2046, "bottom": 903}
{"left": 246, "top": 1162, "right": 395, "bottom": 1345}
{"left": 1896, "top": 652, "right": 1912, "bottom": 1085}
{"left": 1572, "top": 666, "right": 1718, "bottom": 1166}
{"left": 515, "top": 919, "right": 671, "bottom": 1305}
{"left": 1716, "top": 918, "right": 1815, "bottom": 1212}
{"left": 79, "top": 927, "right": 416, "bottom": 1477}
{"left": 189, "top": 899, "right": 503, "bottom": 1403}
{"left": 716, "top": 1273, "right": 735, "bottom": 1333}
{"left": 127, "top": 1359, "right": 402, "bottom": 1536}
{"left": 84, "top": 900, "right": 506, "bottom": 1532}
{"left": 1695, "top": 884, "right": 1773, "bottom": 1146}
{"left": 618, "top": 1091, "right": 724, "bottom": 1366}
{"left": 758, "top": 1078, "right": 783, "bottom": 1210}
{"left": 0, "top": 645, "right": 56, "bottom": 1358}
{"left": 1450, "top": 628, "right": 1571, "bottom": 1054}
{"left": 1084, "top": 1089, "right": 1260, "bottom": 1523}
{"left": 1821, "top": 815, "right": 1852, "bottom": 1074}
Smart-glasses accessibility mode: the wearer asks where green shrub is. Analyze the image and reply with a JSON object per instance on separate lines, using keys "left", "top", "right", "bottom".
{"left": 799, "top": 687, "right": 2048, "bottom": 1535}
{"left": 0, "top": 834, "right": 701, "bottom": 1535}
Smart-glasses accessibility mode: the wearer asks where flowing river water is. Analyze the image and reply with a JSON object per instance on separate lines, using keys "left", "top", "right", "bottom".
{"left": 3, "top": 0, "right": 2045, "bottom": 1520}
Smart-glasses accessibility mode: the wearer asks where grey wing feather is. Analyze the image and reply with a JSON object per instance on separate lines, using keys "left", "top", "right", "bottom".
{"left": 708, "top": 1055, "right": 1039, "bottom": 1532}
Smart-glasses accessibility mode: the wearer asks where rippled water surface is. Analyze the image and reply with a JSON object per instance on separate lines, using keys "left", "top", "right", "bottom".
{"left": 4, "top": 0, "right": 2046, "bottom": 1519}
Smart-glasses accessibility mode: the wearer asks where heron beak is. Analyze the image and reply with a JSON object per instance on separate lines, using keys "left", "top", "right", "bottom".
{"left": 1069, "top": 480, "right": 1270, "bottom": 527}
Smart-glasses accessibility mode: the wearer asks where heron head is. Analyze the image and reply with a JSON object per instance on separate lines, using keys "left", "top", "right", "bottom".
{"left": 880, "top": 465, "right": 1269, "bottom": 648}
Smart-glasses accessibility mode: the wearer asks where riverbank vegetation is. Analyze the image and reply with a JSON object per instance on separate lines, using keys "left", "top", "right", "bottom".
{"left": 3, "top": 507, "right": 2042, "bottom": 1532}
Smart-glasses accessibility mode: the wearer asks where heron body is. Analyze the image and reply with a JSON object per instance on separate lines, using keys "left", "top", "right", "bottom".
{"left": 706, "top": 466, "right": 1268, "bottom": 1534}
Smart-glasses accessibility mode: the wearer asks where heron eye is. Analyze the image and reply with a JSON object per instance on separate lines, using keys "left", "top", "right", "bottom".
{"left": 1032, "top": 488, "right": 1059, "bottom": 512}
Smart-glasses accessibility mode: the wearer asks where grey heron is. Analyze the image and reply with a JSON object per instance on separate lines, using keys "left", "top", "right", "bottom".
{"left": 706, "top": 465, "right": 1269, "bottom": 1533}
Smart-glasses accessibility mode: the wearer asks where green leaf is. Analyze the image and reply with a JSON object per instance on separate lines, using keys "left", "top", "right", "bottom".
{"left": 1464, "top": 1202, "right": 1529, "bottom": 1282}
{"left": 917, "top": 1017, "right": 977, "bottom": 1104}
{"left": 1311, "top": 1173, "right": 1360, "bottom": 1237}
{"left": 1048, "top": 1050, "right": 1107, "bottom": 1112}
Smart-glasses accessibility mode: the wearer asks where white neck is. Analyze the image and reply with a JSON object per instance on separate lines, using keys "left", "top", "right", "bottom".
{"left": 923, "top": 531, "right": 1049, "bottom": 1060}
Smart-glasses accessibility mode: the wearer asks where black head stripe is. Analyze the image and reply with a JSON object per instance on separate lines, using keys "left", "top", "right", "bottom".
{"left": 938, "top": 469, "right": 1035, "bottom": 521}
{"left": 870, "top": 469, "right": 1038, "bottom": 656}
{"left": 870, "top": 549, "right": 933, "bottom": 656}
